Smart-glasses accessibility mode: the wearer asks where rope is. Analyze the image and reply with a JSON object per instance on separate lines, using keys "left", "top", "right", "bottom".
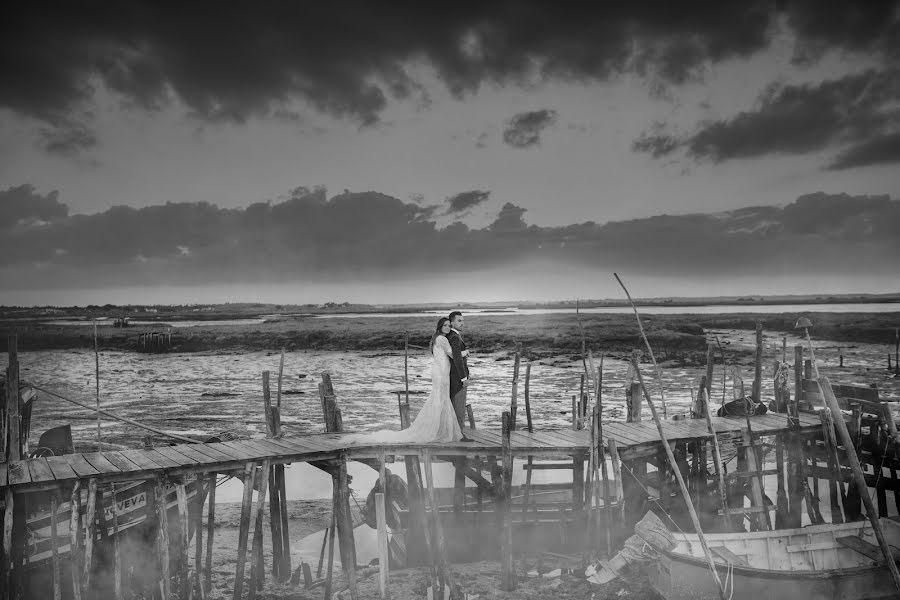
{"left": 30, "top": 384, "right": 199, "bottom": 444}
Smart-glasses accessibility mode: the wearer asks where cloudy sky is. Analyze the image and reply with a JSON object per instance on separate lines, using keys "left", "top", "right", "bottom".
{"left": 1, "top": 1, "right": 899, "bottom": 305}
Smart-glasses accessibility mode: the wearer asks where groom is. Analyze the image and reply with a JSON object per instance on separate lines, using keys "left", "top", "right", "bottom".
{"left": 447, "top": 310, "right": 473, "bottom": 441}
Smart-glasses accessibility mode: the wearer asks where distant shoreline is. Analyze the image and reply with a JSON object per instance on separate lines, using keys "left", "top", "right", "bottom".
{"left": 3, "top": 308, "right": 899, "bottom": 355}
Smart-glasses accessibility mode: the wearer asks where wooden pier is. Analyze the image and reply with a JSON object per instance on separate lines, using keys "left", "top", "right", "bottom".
{"left": 3, "top": 333, "right": 900, "bottom": 600}
{"left": 2, "top": 414, "right": 823, "bottom": 493}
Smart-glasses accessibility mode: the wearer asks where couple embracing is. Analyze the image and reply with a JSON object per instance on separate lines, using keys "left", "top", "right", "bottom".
{"left": 348, "top": 311, "right": 473, "bottom": 444}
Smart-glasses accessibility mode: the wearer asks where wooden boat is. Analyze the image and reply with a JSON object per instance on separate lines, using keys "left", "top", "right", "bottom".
{"left": 637, "top": 518, "right": 900, "bottom": 600}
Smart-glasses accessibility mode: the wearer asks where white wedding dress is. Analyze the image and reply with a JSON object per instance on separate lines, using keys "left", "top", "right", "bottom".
{"left": 345, "top": 335, "right": 462, "bottom": 444}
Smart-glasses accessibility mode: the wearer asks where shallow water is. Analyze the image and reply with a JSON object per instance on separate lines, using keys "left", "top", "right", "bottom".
{"left": 11, "top": 327, "right": 900, "bottom": 449}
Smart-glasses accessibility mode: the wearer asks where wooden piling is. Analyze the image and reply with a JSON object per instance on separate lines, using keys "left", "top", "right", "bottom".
{"left": 50, "top": 493, "right": 62, "bottom": 600}
{"left": 376, "top": 491, "right": 389, "bottom": 599}
{"left": 83, "top": 478, "right": 98, "bottom": 593}
{"left": 752, "top": 322, "right": 762, "bottom": 400}
{"left": 176, "top": 482, "right": 190, "bottom": 598}
{"left": 500, "top": 412, "right": 517, "bottom": 591}
{"left": 233, "top": 463, "right": 256, "bottom": 600}
{"left": 157, "top": 477, "right": 172, "bottom": 600}
{"left": 204, "top": 473, "right": 216, "bottom": 595}
{"left": 249, "top": 460, "right": 271, "bottom": 599}
{"left": 193, "top": 474, "right": 205, "bottom": 600}
{"left": 110, "top": 483, "right": 123, "bottom": 600}
{"left": 324, "top": 497, "right": 337, "bottom": 600}
{"left": 70, "top": 480, "right": 84, "bottom": 600}
{"left": 332, "top": 456, "right": 358, "bottom": 596}
{"left": 510, "top": 350, "right": 520, "bottom": 430}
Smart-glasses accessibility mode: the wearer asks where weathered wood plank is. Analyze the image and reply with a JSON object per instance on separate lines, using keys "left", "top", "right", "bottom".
{"left": 63, "top": 454, "right": 101, "bottom": 478}
{"left": 45, "top": 456, "right": 79, "bottom": 481}
{"left": 27, "top": 457, "right": 57, "bottom": 483}
{"left": 8, "top": 461, "right": 33, "bottom": 485}
{"left": 189, "top": 443, "right": 240, "bottom": 463}
{"left": 80, "top": 452, "right": 122, "bottom": 476}
{"left": 151, "top": 445, "right": 200, "bottom": 466}
{"left": 102, "top": 451, "right": 141, "bottom": 473}
{"left": 117, "top": 449, "right": 165, "bottom": 472}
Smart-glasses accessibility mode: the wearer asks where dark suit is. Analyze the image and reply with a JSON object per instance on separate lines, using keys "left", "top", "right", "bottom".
{"left": 447, "top": 329, "right": 469, "bottom": 429}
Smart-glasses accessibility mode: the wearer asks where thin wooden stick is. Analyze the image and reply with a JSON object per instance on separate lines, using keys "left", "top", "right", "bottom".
{"left": 613, "top": 273, "right": 667, "bottom": 418}
{"left": 277, "top": 347, "right": 285, "bottom": 409}
{"left": 94, "top": 321, "right": 101, "bottom": 449}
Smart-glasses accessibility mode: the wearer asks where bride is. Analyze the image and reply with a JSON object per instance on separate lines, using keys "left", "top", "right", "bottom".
{"left": 346, "top": 317, "right": 463, "bottom": 444}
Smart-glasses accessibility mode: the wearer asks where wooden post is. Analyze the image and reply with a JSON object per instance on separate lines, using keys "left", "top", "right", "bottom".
{"left": 375, "top": 492, "right": 390, "bottom": 598}
{"left": 500, "top": 412, "right": 517, "bottom": 591}
{"left": 83, "top": 478, "right": 98, "bottom": 594}
{"left": 323, "top": 498, "right": 337, "bottom": 600}
{"left": 404, "top": 332, "right": 410, "bottom": 407}
{"left": 608, "top": 439, "right": 625, "bottom": 540}
{"left": 332, "top": 456, "right": 358, "bottom": 594}
{"left": 6, "top": 335, "right": 21, "bottom": 462}
{"left": 233, "top": 463, "right": 255, "bottom": 600}
{"left": 571, "top": 395, "right": 577, "bottom": 430}
{"left": 50, "top": 493, "right": 62, "bottom": 600}
{"left": 376, "top": 491, "right": 389, "bottom": 598}
{"left": 510, "top": 350, "right": 520, "bottom": 430}
{"left": 524, "top": 362, "right": 533, "bottom": 433}
{"left": 70, "top": 481, "right": 84, "bottom": 600}
{"left": 632, "top": 358, "right": 727, "bottom": 600}
{"left": 742, "top": 428, "right": 769, "bottom": 531}
{"left": 248, "top": 461, "right": 271, "bottom": 599}
{"left": 110, "top": 484, "right": 123, "bottom": 600}
{"left": 193, "top": 475, "right": 205, "bottom": 599}
{"left": 753, "top": 322, "right": 762, "bottom": 400}
{"left": 595, "top": 365, "right": 613, "bottom": 555}
{"left": 175, "top": 482, "right": 190, "bottom": 599}
{"left": 263, "top": 373, "right": 285, "bottom": 581}
{"left": 705, "top": 343, "right": 715, "bottom": 402}
{"left": 204, "top": 473, "right": 216, "bottom": 595}
{"left": 628, "top": 382, "right": 642, "bottom": 423}
{"left": 820, "top": 375, "right": 900, "bottom": 595}
{"left": 156, "top": 477, "right": 172, "bottom": 600}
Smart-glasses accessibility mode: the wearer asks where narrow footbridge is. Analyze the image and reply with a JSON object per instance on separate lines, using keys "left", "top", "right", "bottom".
{"left": 2, "top": 412, "right": 822, "bottom": 492}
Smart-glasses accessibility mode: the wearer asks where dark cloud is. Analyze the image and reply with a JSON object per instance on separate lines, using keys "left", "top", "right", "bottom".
{"left": 635, "top": 69, "right": 900, "bottom": 167}
{"left": 503, "top": 109, "right": 558, "bottom": 148}
{"left": 445, "top": 190, "right": 490, "bottom": 215}
{"left": 1, "top": 187, "right": 898, "bottom": 292}
{"left": 6, "top": 2, "right": 895, "bottom": 154}
{"left": 0, "top": 185, "right": 69, "bottom": 229}
{"left": 489, "top": 202, "right": 528, "bottom": 231}
{"left": 827, "top": 133, "right": 900, "bottom": 170}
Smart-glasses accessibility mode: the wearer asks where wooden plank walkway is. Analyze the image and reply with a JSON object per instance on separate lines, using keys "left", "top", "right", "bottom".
{"left": 2, "top": 412, "right": 823, "bottom": 493}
